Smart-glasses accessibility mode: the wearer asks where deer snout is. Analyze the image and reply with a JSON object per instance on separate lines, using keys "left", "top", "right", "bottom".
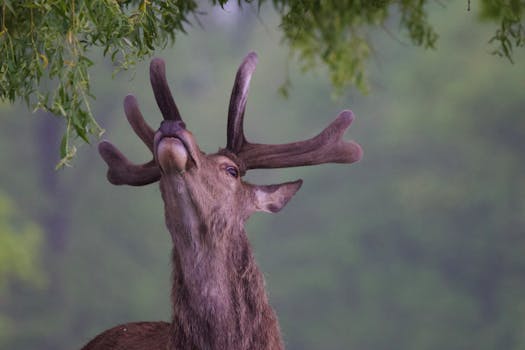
{"left": 157, "top": 137, "right": 188, "bottom": 175}
{"left": 154, "top": 120, "right": 200, "bottom": 175}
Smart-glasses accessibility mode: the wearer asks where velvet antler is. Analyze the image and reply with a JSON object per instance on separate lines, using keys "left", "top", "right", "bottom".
{"left": 150, "top": 58, "right": 184, "bottom": 122}
{"left": 226, "top": 52, "right": 362, "bottom": 173}
{"left": 100, "top": 53, "right": 361, "bottom": 184}
{"left": 227, "top": 52, "right": 257, "bottom": 153}
{"left": 99, "top": 58, "right": 182, "bottom": 186}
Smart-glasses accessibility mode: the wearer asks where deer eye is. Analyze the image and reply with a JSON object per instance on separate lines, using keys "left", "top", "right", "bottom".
{"left": 225, "top": 166, "right": 239, "bottom": 178}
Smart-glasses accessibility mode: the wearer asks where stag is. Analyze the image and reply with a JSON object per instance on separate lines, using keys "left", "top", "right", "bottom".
{"left": 82, "top": 52, "right": 362, "bottom": 350}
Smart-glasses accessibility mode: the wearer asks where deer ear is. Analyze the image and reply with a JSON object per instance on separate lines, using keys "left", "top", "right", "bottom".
{"left": 252, "top": 180, "right": 303, "bottom": 213}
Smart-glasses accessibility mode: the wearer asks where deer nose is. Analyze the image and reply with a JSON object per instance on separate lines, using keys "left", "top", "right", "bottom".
{"left": 159, "top": 120, "right": 186, "bottom": 137}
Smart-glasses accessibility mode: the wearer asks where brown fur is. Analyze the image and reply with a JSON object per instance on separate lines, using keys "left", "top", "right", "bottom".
{"left": 81, "top": 322, "right": 170, "bottom": 350}
{"left": 158, "top": 153, "right": 287, "bottom": 350}
{"left": 88, "top": 53, "right": 361, "bottom": 350}
{"left": 86, "top": 132, "right": 293, "bottom": 350}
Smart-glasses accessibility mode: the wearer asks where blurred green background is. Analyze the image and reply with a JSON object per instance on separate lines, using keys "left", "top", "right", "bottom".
{"left": 1, "top": 1, "right": 524, "bottom": 349}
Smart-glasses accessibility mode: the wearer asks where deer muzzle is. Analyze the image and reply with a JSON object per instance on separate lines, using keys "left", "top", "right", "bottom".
{"left": 157, "top": 137, "right": 188, "bottom": 174}
{"left": 154, "top": 120, "right": 199, "bottom": 175}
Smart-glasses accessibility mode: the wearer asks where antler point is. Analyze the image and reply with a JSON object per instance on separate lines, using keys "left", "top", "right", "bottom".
{"left": 343, "top": 140, "right": 363, "bottom": 163}
{"left": 124, "top": 94, "right": 137, "bottom": 102}
{"left": 247, "top": 51, "right": 258, "bottom": 60}
{"left": 338, "top": 110, "right": 355, "bottom": 124}
{"left": 150, "top": 57, "right": 165, "bottom": 68}
{"left": 98, "top": 139, "right": 112, "bottom": 154}
{"left": 123, "top": 94, "right": 138, "bottom": 111}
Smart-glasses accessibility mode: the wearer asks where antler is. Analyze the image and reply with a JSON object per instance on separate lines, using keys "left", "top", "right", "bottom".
{"left": 226, "top": 52, "right": 362, "bottom": 174}
{"left": 150, "top": 58, "right": 184, "bottom": 122}
{"left": 227, "top": 52, "right": 257, "bottom": 153}
{"left": 99, "top": 58, "right": 182, "bottom": 186}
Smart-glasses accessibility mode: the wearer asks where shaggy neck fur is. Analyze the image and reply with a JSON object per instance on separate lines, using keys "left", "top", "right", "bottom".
{"left": 160, "top": 177, "right": 283, "bottom": 350}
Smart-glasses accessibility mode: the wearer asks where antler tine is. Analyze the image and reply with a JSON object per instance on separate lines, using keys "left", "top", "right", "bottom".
{"left": 99, "top": 141, "right": 161, "bottom": 186}
{"left": 98, "top": 93, "right": 160, "bottom": 186}
{"left": 225, "top": 53, "right": 361, "bottom": 172}
{"left": 150, "top": 58, "right": 183, "bottom": 122}
{"left": 238, "top": 110, "right": 363, "bottom": 170}
{"left": 124, "top": 95, "right": 155, "bottom": 153}
{"left": 227, "top": 52, "right": 258, "bottom": 153}
{"left": 99, "top": 57, "right": 185, "bottom": 187}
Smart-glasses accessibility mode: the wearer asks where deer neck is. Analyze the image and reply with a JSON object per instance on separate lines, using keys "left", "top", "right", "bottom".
{"left": 160, "top": 177, "right": 283, "bottom": 350}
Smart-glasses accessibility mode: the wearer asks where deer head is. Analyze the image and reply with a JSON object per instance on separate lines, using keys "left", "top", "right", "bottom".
{"left": 97, "top": 52, "right": 362, "bottom": 349}
{"left": 99, "top": 52, "right": 361, "bottom": 226}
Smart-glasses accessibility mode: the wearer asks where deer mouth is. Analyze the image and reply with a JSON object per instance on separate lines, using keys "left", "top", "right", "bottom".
{"left": 154, "top": 120, "right": 200, "bottom": 174}
{"left": 156, "top": 137, "right": 187, "bottom": 174}
{"left": 156, "top": 133, "right": 199, "bottom": 175}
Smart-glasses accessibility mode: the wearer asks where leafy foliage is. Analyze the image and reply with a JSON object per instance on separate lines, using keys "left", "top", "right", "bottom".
{"left": 0, "top": 0, "right": 523, "bottom": 165}
{"left": 0, "top": 192, "right": 44, "bottom": 347}
{"left": 271, "top": 0, "right": 437, "bottom": 94}
{"left": 0, "top": 0, "right": 199, "bottom": 165}
{"left": 0, "top": 3, "right": 524, "bottom": 348}
{"left": 0, "top": 193, "right": 44, "bottom": 293}
{"left": 480, "top": 0, "right": 525, "bottom": 63}
{"left": 0, "top": 193, "right": 43, "bottom": 346}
